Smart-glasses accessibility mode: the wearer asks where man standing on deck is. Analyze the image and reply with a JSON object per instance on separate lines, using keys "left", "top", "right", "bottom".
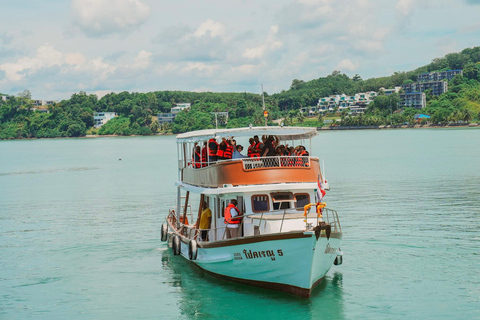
{"left": 224, "top": 199, "right": 242, "bottom": 239}
{"left": 197, "top": 201, "right": 212, "bottom": 241}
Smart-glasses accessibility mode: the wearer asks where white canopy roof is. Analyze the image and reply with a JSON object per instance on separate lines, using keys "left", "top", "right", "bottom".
{"left": 176, "top": 126, "right": 318, "bottom": 143}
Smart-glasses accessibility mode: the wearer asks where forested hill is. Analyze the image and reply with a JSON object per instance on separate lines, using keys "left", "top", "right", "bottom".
{"left": 1, "top": 47, "right": 480, "bottom": 139}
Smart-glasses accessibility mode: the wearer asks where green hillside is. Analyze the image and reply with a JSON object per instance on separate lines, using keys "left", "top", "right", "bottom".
{"left": 1, "top": 47, "right": 480, "bottom": 139}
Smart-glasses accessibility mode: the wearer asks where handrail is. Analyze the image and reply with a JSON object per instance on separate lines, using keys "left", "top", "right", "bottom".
{"left": 167, "top": 207, "right": 341, "bottom": 243}
{"left": 188, "top": 156, "right": 312, "bottom": 170}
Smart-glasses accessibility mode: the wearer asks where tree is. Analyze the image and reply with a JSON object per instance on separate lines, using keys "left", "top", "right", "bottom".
{"left": 17, "top": 89, "right": 32, "bottom": 100}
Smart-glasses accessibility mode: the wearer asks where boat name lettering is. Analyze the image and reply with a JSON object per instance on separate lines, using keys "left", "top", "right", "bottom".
{"left": 324, "top": 243, "right": 337, "bottom": 255}
{"left": 242, "top": 249, "right": 283, "bottom": 261}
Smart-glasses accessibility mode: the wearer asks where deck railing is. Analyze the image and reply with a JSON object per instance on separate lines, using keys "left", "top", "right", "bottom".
{"left": 188, "top": 156, "right": 311, "bottom": 170}
{"left": 242, "top": 156, "right": 310, "bottom": 170}
{"left": 168, "top": 207, "right": 341, "bottom": 243}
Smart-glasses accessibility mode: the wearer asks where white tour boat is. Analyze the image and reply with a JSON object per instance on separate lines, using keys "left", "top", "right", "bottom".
{"left": 161, "top": 126, "right": 343, "bottom": 298}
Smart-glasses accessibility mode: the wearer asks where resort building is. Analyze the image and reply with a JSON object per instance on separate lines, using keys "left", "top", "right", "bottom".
{"left": 158, "top": 103, "right": 191, "bottom": 124}
{"left": 379, "top": 87, "right": 402, "bottom": 95}
{"left": 94, "top": 112, "right": 117, "bottom": 128}
{"left": 418, "top": 70, "right": 463, "bottom": 82}
{"left": 1, "top": 95, "right": 13, "bottom": 102}
{"left": 399, "top": 92, "right": 426, "bottom": 109}
{"left": 402, "top": 81, "right": 448, "bottom": 96}
{"left": 33, "top": 100, "right": 58, "bottom": 107}
{"left": 316, "top": 91, "right": 377, "bottom": 114}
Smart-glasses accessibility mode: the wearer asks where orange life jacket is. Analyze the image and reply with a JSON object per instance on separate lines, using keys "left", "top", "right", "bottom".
{"left": 193, "top": 151, "right": 202, "bottom": 168}
{"left": 224, "top": 203, "right": 241, "bottom": 224}
{"left": 224, "top": 144, "right": 233, "bottom": 159}
{"left": 248, "top": 142, "right": 260, "bottom": 158}
{"left": 201, "top": 147, "right": 207, "bottom": 167}
{"left": 296, "top": 150, "right": 308, "bottom": 167}
{"left": 208, "top": 139, "right": 218, "bottom": 156}
{"left": 217, "top": 142, "right": 226, "bottom": 158}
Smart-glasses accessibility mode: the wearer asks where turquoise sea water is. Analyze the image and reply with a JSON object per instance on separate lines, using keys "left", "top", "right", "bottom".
{"left": 1, "top": 129, "right": 479, "bottom": 319}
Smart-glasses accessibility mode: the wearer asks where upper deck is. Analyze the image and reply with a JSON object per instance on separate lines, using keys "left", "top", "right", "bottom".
{"left": 176, "top": 126, "right": 323, "bottom": 188}
{"left": 182, "top": 156, "right": 321, "bottom": 188}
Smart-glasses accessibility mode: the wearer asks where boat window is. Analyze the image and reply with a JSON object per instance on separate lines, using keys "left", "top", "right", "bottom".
{"left": 252, "top": 195, "right": 269, "bottom": 212}
{"left": 294, "top": 193, "right": 310, "bottom": 210}
{"left": 271, "top": 192, "right": 294, "bottom": 210}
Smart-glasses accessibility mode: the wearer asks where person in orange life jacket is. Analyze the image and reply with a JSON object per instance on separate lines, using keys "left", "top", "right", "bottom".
{"left": 224, "top": 138, "right": 234, "bottom": 159}
{"left": 247, "top": 138, "right": 256, "bottom": 158}
{"left": 201, "top": 141, "right": 208, "bottom": 167}
{"left": 193, "top": 145, "right": 202, "bottom": 168}
{"left": 208, "top": 138, "right": 219, "bottom": 162}
{"left": 253, "top": 135, "right": 263, "bottom": 155}
{"left": 217, "top": 138, "right": 227, "bottom": 160}
{"left": 225, "top": 199, "right": 242, "bottom": 239}
{"left": 296, "top": 145, "right": 309, "bottom": 166}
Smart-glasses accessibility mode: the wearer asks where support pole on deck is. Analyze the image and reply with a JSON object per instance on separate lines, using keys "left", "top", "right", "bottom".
{"left": 182, "top": 191, "right": 190, "bottom": 225}
{"left": 195, "top": 194, "right": 205, "bottom": 230}
{"left": 176, "top": 187, "right": 181, "bottom": 228}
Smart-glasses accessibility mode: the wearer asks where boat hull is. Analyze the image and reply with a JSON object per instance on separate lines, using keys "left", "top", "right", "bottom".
{"left": 172, "top": 231, "right": 342, "bottom": 298}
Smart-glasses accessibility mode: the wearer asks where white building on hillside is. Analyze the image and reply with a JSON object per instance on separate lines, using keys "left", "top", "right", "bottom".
{"left": 158, "top": 103, "right": 191, "bottom": 124}
{"left": 94, "top": 112, "right": 117, "bottom": 128}
{"left": 316, "top": 91, "right": 377, "bottom": 114}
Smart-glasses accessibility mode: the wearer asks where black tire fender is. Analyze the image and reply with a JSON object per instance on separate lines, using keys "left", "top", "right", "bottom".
{"left": 172, "top": 235, "right": 181, "bottom": 256}
{"left": 161, "top": 223, "right": 168, "bottom": 242}
{"left": 188, "top": 239, "right": 198, "bottom": 260}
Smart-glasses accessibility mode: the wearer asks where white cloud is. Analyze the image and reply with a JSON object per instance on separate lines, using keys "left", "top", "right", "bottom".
{"left": 71, "top": 0, "right": 151, "bottom": 36}
{"left": 0, "top": 45, "right": 66, "bottom": 81}
{"left": 132, "top": 50, "right": 152, "bottom": 69}
{"left": 336, "top": 59, "right": 357, "bottom": 72}
{"left": 242, "top": 25, "right": 284, "bottom": 60}
{"left": 65, "top": 53, "right": 87, "bottom": 66}
{"left": 193, "top": 19, "right": 226, "bottom": 38}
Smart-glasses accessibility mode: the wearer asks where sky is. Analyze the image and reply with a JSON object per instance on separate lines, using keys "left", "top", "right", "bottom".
{"left": 1, "top": 0, "right": 480, "bottom": 100}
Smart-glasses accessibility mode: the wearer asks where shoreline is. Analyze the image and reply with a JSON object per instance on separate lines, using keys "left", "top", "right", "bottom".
{"left": 318, "top": 123, "right": 479, "bottom": 130}
{"left": 1, "top": 124, "right": 478, "bottom": 141}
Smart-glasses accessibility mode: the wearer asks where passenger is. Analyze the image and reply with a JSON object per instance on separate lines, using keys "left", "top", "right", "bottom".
{"left": 208, "top": 138, "right": 219, "bottom": 162}
{"left": 217, "top": 138, "right": 227, "bottom": 160}
{"left": 275, "top": 146, "right": 283, "bottom": 156}
{"left": 193, "top": 145, "right": 202, "bottom": 168}
{"left": 224, "top": 138, "right": 234, "bottom": 159}
{"left": 288, "top": 146, "right": 295, "bottom": 156}
{"left": 196, "top": 201, "right": 212, "bottom": 241}
{"left": 298, "top": 145, "right": 309, "bottom": 156}
{"left": 253, "top": 135, "right": 263, "bottom": 156}
{"left": 247, "top": 138, "right": 259, "bottom": 158}
{"left": 201, "top": 141, "right": 208, "bottom": 167}
{"left": 224, "top": 199, "right": 242, "bottom": 239}
{"left": 232, "top": 145, "right": 245, "bottom": 159}
{"left": 261, "top": 135, "right": 276, "bottom": 157}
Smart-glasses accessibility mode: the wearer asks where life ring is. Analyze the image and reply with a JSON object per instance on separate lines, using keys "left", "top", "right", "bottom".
{"left": 303, "top": 202, "right": 327, "bottom": 218}
{"left": 161, "top": 223, "right": 168, "bottom": 242}
{"left": 188, "top": 239, "right": 198, "bottom": 260}
{"left": 172, "top": 235, "right": 181, "bottom": 256}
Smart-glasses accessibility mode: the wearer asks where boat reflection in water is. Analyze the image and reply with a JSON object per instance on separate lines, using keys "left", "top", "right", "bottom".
{"left": 160, "top": 248, "right": 346, "bottom": 318}
{"left": 160, "top": 126, "right": 344, "bottom": 298}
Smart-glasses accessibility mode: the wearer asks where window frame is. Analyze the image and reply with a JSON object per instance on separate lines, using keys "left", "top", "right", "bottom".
{"left": 251, "top": 194, "right": 270, "bottom": 213}
{"left": 294, "top": 193, "right": 311, "bottom": 211}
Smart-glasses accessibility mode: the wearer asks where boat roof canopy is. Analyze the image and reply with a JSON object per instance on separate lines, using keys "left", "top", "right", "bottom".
{"left": 176, "top": 126, "right": 318, "bottom": 143}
